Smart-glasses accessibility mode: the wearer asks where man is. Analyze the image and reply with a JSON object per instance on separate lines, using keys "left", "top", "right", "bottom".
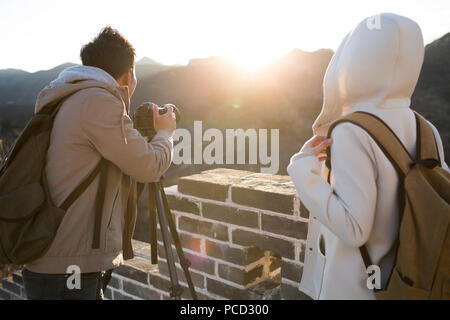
{"left": 22, "top": 27, "right": 176, "bottom": 299}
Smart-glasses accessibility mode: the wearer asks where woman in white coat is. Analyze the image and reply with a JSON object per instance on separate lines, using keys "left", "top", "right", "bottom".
{"left": 287, "top": 13, "right": 448, "bottom": 300}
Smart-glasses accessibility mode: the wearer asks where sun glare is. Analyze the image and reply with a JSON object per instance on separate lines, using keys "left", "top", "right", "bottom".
{"left": 227, "top": 48, "right": 285, "bottom": 71}
{"left": 228, "top": 53, "right": 274, "bottom": 71}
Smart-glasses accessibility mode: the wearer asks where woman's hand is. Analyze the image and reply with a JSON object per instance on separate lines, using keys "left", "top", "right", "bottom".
{"left": 299, "top": 136, "right": 333, "bottom": 162}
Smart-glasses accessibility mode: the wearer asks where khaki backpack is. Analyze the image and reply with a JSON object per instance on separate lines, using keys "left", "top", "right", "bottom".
{"left": 326, "top": 111, "right": 450, "bottom": 300}
{"left": 0, "top": 97, "right": 108, "bottom": 266}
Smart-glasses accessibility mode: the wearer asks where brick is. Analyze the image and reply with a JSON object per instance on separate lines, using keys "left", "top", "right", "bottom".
{"left": 178, "top": 216, "right": 229, "bottom": 241}
{"left": 114, "top": 257, "right": 157, "bottom": 285}
{"left": 148, "top": 276, "right": 169, "bottom": 296}
{"left": 149, "top": 271, "right": 191, "bottom": 299}
{"left": 300, "top": 201, "right": 310, "bottom": 219}
{"left": 202, "top": 202, "right": 259, "bottom": 228}
{"left": 179, "top": 232, "right": 202, "bottom": 252}
{"left": 10, "top": 293, "right": 24, "bottom": 300}
{"left": 261, "top": 214, "right": 308, "bottom": 239}
{"left": 218, "top": 264, "right": 264, "bottom": 286}
{"left": 104, "top": 288, "right": 113, "bottom": 300}
{"left": 178, "top": 169, "right": 250, "bottom": 201}
{"left": 249, "top": 279, "right": 281, "bottom": 300}
{"left": 179, "top": 283, "right": 198, "bottom": 300}
{"left": 232, "top": 229, "right": 295, "bottom": 260}
{"left": 183, "top": 252, "right": 216, "bottom": 275}
{"left": 269, "top": 255, "right": 282, "bottom": 272}
{"left": 0, "top": 288, "right": 11, "bottom": 300}
{"left": 157, "top": 245, "right": 216, "bottom": 275}
{"left": 281, "top": 260, "right": 303, "bottom": 283}
{"left": 113, "top": 290, "right": 135, "bottom": 300}
{"left": 280, "top": 282, "right": 311, "bottom": 300}
{"left": 123, "top": 281, "right": 160, "bottom": 300}
{"left": 108, "top": 275, "right": 122, "bottom": 290}
{"left": 230, "top": 174, "right": 296, "bottom": 215}
{"left": 205, "top": 239, "right": 264, "bottom": 266}
{"left": 1, "top": 279, "right": 21, "bottom": 295}
{"left": 157, "top": 230, "right": 203, "bottom": 253}
{"left": 232, "top": 187, "right": 295, "bottom": 215}
{"left": 167, "top": 194, "right": 200, "bottom": 215}
{"left": 158, "top": 259, "right": 205, "bottom": 289}
{"left": 206, "top": 278, "right": 261, "bottom": 300}
{"left": 12, "top": 273, "right": 23, "bottom": 286}
{"left": 195, "top": 292, "right": 215, "bottom": 300}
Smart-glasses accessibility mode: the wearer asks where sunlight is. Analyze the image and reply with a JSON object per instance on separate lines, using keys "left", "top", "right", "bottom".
{"left": 228, "top": 51, "right": 277, "bottom": 71}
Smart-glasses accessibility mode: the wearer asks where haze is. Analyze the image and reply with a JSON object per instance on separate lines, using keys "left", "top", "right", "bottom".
{"left": 1, "top": 0, "right": 449, "bottom": 72}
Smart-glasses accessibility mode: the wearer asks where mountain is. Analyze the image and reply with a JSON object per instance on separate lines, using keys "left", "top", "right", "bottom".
{"left": 0, "top": 59, "right": 177, "bottom": 105}
{"left": 0, "top": 63, "right": 77, "bottom": 105}
{"left": 0, "top": 69, "right": 29, "bottom": 87}
{"left": 412, "top": 32, "right": 450, "bottom": 157}
{"left": 0, "top": 32, "right": 449, "bottom": 180}
{"left": 135, "top": 57, "right": 178, "bottom": 80}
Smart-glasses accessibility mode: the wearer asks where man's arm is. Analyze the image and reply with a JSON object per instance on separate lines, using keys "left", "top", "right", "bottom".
{"left": 81, "top": 89, "right": 173, "bottom": 182}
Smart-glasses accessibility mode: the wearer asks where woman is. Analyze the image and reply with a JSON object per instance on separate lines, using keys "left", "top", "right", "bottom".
{"left": 287, "top": 13, "right": 448, "bottom": 299}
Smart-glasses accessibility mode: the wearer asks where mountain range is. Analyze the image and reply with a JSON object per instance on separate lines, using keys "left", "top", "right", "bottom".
{"left": 0, "top": 32, "right": 448, "bottom": 182}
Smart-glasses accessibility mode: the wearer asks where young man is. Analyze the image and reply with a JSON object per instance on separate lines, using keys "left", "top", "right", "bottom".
{"left": 287, "top": 13, "right": 448, "bottom": 299}
{"left": 22, "top": 27, "right": 176, "bottom": 300}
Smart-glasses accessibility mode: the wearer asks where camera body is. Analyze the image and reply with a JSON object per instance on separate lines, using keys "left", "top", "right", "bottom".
{"left": 133, "top": 102, "right": 180, "bottom": 140}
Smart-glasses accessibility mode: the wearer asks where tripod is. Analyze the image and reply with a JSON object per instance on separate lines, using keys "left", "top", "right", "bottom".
{"left": 141, "top": 177, "right": 198, "bottom": 300}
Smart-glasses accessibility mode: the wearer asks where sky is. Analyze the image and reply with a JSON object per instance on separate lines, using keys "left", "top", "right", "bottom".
{"left": 1, "top": 0, "right": 449, "bottom": 72}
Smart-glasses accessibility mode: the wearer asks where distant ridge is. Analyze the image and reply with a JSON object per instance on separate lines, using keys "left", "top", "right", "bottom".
{"left": 412, "top": 32, "right": 450, "bottom": 157}
{"left": 0, "top": 58, "right": 175, "bottom": 105}
{"left": 0, "top": 32, "right": 448, "bottom": 160}
{"left": 137, "top": 57, "right": 161, "bottom": 65}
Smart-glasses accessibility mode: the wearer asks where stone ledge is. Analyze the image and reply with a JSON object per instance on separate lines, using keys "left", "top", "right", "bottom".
{"left": 231, "top": 229, "right": 296, "bottom": 260}
{"left": 204, "top": 239, "right": 264, "bottom": 266}
{"left": 178, "top": 169, "right": 250, "bottom": 201}
{"left": 177, "top": 169, "right": 298, "bottom": 215}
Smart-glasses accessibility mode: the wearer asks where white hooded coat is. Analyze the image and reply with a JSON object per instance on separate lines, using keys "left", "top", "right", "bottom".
{"left": 287, "top": 13, "right": 448, "bottom": 299}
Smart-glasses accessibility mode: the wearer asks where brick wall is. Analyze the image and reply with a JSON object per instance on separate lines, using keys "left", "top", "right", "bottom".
{"left": 131, "top": 168, "right": 311, "bottom": 300}
{"left": 0, "top": 168, "right": 311, "bottom": 300}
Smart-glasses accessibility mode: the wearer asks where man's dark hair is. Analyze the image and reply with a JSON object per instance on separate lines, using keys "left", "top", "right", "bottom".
{"left": 80, "top": 26, "right": 136, "bottom": 79}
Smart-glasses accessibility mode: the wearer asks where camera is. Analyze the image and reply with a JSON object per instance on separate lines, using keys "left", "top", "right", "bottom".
{"left": 133, "top": 102, "right": 181, "bottom": 140}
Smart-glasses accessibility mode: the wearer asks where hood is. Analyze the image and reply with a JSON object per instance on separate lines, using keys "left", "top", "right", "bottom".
{"left": 312, "top": 13, "right": 424, "bottom": 136}
{"left": 35, "top": 65, "right": 130, "bottom": 114}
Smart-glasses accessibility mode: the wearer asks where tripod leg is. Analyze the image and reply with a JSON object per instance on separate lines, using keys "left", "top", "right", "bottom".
{"left": 148, "top": 183, "right": 158, "bottom": 264}
{"left": 153, "top": 182, "right": 183, "bottom": 300}
{"left": 159, "top": 185, "right": 198, "bottom": 300}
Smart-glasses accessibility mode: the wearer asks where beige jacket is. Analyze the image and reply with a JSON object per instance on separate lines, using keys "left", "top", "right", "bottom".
{"left": 25, "top": 66, "right": 173, "bottom": 274}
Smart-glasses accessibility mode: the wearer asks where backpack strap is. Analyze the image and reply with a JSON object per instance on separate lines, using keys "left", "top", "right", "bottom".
{"left": 326, "top": 111, "right": 415, "bottom": 182}
{"left": 414, "top": 111, "right": 441, "bottom": 168}
{"left": 59, "top": 159, "right": 108, "bottom": 249}
{"left": 50, "top": 96, "right": 111, "bottom": 249}
{"left": 325, "top": 111, "right": 416, "bottom": 271}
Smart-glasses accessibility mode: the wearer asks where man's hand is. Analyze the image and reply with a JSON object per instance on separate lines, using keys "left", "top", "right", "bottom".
{"left": 299, "top": 135, "right": 333, "bottom": 162}
{"left": 153, "top": 104, "right": 176, "bottom": 136}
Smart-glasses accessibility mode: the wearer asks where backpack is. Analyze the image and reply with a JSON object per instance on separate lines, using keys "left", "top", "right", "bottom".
{"left": 326, "top": 110, "right": 450, "bottom": 300}
{"left": 0, "top": 97, "right": 108, "bottom": 265}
